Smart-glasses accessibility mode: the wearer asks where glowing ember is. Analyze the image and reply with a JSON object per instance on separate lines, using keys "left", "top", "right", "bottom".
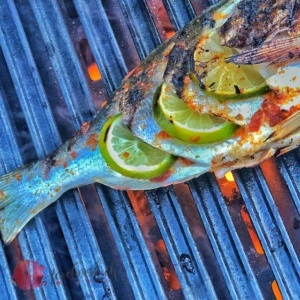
{"left": 272, "top": 280, "right": 283, "bottom": 300}
{"left": 240, "top": 206, "right": 264, "bottom": 255}
{"left": 225, "top": 171, "right": 235, "bottom": 182}
{"left": 87, "top": 62, "right": 102, "bottom": 81}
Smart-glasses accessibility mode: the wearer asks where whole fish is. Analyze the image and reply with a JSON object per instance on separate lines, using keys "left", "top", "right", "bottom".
{"left": 1, "top": 0, "right": 300, "bottom": 244}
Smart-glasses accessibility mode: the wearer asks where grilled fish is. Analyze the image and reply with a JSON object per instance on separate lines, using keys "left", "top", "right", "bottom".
{"left": 1, "top": 0, "right": 300, "bottom": 244}
{"left": 218, "top": 0, "right": 300, "bottom": 48}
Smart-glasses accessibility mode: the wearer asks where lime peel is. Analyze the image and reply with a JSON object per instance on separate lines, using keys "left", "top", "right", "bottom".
{"left": 194, "top": 30, "right": 268, "bottom": 100}
{"left": 155, "top": 83, "right": 238, "bottom": 144}
{"left": 99, "top": 114, "right": 176, "bottom": 179}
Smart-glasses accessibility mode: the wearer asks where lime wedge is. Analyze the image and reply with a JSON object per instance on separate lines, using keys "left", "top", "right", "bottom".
{"left": 194, "top": 30, "right": 268, "bottom": 99}
{"left": 155, "top": 83, "right": 238, "bottom": 144}
{"left": 99, "top": 114, "right": 176, "bottom": 179}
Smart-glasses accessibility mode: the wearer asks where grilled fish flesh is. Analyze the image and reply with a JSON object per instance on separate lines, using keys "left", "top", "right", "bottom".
{"left": 1, "top": 0, "right": 300, "bottom": 244}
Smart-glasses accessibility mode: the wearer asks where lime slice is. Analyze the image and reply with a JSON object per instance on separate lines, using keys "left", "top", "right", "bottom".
{"left": 99, "top": 114, "right": 176, "bottom": 179}
{"left": 155, "top": 83, "right": 238, "bottom": 144}
{"left": 194, "top": 30, "right": 268, "bottom": 99}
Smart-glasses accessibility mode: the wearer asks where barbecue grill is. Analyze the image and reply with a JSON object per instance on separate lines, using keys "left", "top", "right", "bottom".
{"left": 0, "top": 0, "right": 299, "bottom": 299}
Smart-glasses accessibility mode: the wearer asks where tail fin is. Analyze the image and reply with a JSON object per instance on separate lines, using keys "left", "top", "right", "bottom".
{"left": 0, "top": 162, "right": 63, "bottom": 244}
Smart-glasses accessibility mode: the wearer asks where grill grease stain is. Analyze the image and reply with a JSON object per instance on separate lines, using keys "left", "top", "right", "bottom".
{"left": 93, "top": 272, "right": 105, "bottom": 283}
{"left": 179, "top": 254, "right": 195, "bottom": 274}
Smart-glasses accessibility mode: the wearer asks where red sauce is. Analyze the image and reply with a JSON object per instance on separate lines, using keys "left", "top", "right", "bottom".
{"left": 55, "top": 187, "right": 61, "bottom": 193}
{"left": 233, "top": 127, "right": 247, "bottom": 139}
{"left": 80, "top": 121, "right": 90, "bottom": 135}
{"left": 156, "top": 131, "right": 171, "bottom": 139}
{"left": 14, "top": 173, "right": 22, "bottom": 181}
{"left": 189, "top": 135, "right": 201, "bottom": 143}
{"left": 213, "top": 11, "right": 228, "bottom": 21}
{"left": 32, "top": 261, "right": 45, "bottom": 288}
{"left": 178, "top": 157, "right": 196, "bottom": 167}
{"left": 248, "top": 88, "right": 300, "bottom": 132}
{"left": 71, "top": 152, "right": 77, "bottom": 158}
{"left": 12, "top": 260, "right": 31, "bottom": 290}
{"left": 85, "top": 133, "right": 99, "bottom": 150}
{"left": 150, "top": 170, "right": 173, "bottom": 182}
{"left": 249, "top": 110, "right": 263, "bottom": 132}
{"left": 262, "top": 101, "right": 288, "bottom": 126}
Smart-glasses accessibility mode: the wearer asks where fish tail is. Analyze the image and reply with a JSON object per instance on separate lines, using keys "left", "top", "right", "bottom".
{"left": 0, "top": 161, "right": 64, "bottom": 244}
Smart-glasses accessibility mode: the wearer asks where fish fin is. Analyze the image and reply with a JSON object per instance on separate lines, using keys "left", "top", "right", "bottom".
{"left": 227, "top": 35, "right": 300, "bottom": 65}
{"left": 271, "top": 110, "right": 300, "bottom": 141}
{"left": 276, "top": 129, "right": 300, "bottom": 157}
{"left": 277, "top": 144, "right": 299, "bottom": 156}
{"left": 0, "top": 162, "right": 61, "bottom": 244}
{"left": 214, "top": 148, "right": 276, "bottom": 178}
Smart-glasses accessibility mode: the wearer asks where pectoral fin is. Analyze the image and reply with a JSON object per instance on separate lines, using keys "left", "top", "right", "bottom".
{"left": 269, "top": 110, "right": 300, "bottom": 141}
{"left": 227, "top": 36, "right": 300, "bottom": 65}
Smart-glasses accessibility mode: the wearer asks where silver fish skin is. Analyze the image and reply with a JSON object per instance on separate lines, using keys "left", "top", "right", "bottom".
{"left": 0, "top": 102, "right": 207, "bottom": 243}
{"left": 0, "top": 0, "right": 232, "bottom": 244}
{"left": 119, "top": 0, "right": 300, "bottom": 167}
{"left": 1, "top": 0, "right": 300, "bottom": 244}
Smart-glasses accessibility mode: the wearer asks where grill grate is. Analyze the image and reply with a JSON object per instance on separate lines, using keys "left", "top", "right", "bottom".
{"left": 0, "top": 0, "right": 300, "bottom": 299}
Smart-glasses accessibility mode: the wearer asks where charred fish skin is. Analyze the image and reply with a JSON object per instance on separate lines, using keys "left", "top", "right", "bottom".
{"left": 218, "top": 0, "right": 300, "bottom": 48}
{"left": 118, "top": 0, "right": 230, "bottom": 128}
{"left": 119, "top": 0, "right": 300, "bottom": 168}
{"left": 0, "top": 103, "right": 208, "bottom": 244}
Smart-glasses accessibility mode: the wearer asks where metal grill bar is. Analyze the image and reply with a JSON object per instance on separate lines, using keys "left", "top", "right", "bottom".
{"left": 18, "top": 218, "right": 69, "bottom": 300}
{"left": 0, "top": 242, "right": 18, "bottom": 299}
{"left": 147, "top": 187, "right": 218, "bottom": 300}
{"left": 235, "top": 167, "right": 300, "bottom": 299}
{"left": 162, "top": 0, "right": 195, "bottom": 30}
{"left": 189, "top": 174, "right": 264, "bottom": 300}
{"left": 0, "top": 84, "right": 23, "bottom": 174}
{"left": 0, "top": 80, "right": 68, "bottom": 300}
{"left": 0, "top": 0, "right": 61, "bottom": 156}
{"left": 0, "top": 91, "right": 21, "bottom": 300}
{"left": 54, "top": 191, "right": 116, "bottom": 300}
{"left": 0, "top": 1, "right": 116, "bottom": 298}
{"left": 97, "top": 186, "right": 167, "bottom": 300}
{"left": 119, "top": 0, "right": 161, "bottom": 59}
{"left": 21, "top": 1, "right": 116, "bottom": 297}
{"left": 74, "top": 0, "right": 171, "bottom": 297}
{"left": 29, "top": 0, "right": 96, "bottom": 126}
{"left": 73, "top": 0, "right": 128, "bottom": 95}
{"left": 277, "top": 152, "right": 300, "bottom": 216}
{"left": 0, "top": 2, "right": 70, "bottom": 298}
